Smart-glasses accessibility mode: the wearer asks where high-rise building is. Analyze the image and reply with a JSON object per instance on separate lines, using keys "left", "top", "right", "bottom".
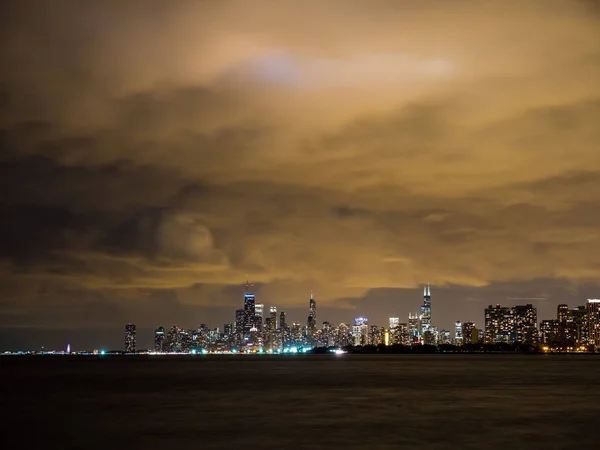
{"left": 269, "top": 306, "right": 277, "bottom": 329}
{"left": 255, "top": 303, "right": 264, "bottom": 320}
{"left": 420, "top": 285, "right": 432, "bottom": 335}
{"left": 307, "top": 291, "right": 317, "bottom": 335}
{"left": 337, "top": 323, "right": 350, "bottom": 347}
{"left": 154, "top": 326, "right": 166, "bottom": 352}
{"left": 369, "top": 325, "right": 381, "bottom": 345}
{"left": 557, "top": 303, "right": 588, "bottom": 346}
{"left": 438, "top": 330, "right": 451, "bottom": 345}
{"left": 408, "top": 313, "right": 420, "bottom": 343}
{"left": 462, "top": 322, "right": 477, "bottom": 344}
{"left": 280, "top": 310, "right": 287, "bottom": 330}
{"left": 389, "top": 317, "right": 399, "bottom": 330}
{"left": 588, "top": 299, "right": 600, "bottom": 346}
{"left": 454, "top": 321, "right": 463, "bottom": 345}
{"left": 125, "top": 323, "right": 136, "bottom": 353}
{"left": 391, "top": 322, "right": 409, "bottom": 345}
{"left": 540, "top": 319, "right": 559, "bottom": 344}
{"left": 352, "top": 317, "right": 369, "bottom": 346}
{"left": 166, "top": 325, "right": 181, "bottom": 352}
{"left": 484, "top": 304, "right": 514, "bottom": 344}
{"left": 235, "top": 308, "right": 245, "bottom": 347}
{"left": 513, "top": 304, "right": 537, "bottom": 345}
{"left": 179, "top": 329, "right": 192, "bottom": 352}
{"left": 243, "top": 283, "right": 256, "bottom": 342}
{"left": 290, "top": 322, "right": 303, "bottom": 347}
{"left": 557, "top": 304, "right": 569, "bottom": 323}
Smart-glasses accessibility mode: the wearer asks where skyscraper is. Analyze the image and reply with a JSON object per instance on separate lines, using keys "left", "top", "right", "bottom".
{"left": 513, "top": 304, "right": 538, "bottom": 345}
{"left": 389, "top": 317, "right": 399, "bottom": 330}
{"left": 454, "top": 321, "right": 463, "bottom": 345}
{"left": 125, "top": 323, "right": 136, "bottom": 353}
{"left": 484, "top": 304, "right": 514, "bottom": 344}
{"left": 269, "top": 306, "right": 277, "bottom": 329}
{"left": 235, "top": 308, "right": 245, "bottom": 347}
{"left": 154, "top": 326, "right": 166, "bottom": 352}
{"left": 420, "top": 285, "right": 432, "bottom": 335}
{"left": 588, "top": 299, "right": 600, "bottom": 346}
{"left": 462, "top": 322, "right": 477, "bottom": 345}
{"left": 307, "top": 291, "right": 317, "bottom": 335}
{"left": 243, "top": 283, "right": 256, "bottom": 341}
{"left": 408, "top": 313, "right": 420, "bottom": 343}
{"left": 353, "top": 317, "right": 369, "bottom": 346}
{"left": 540, "top": 319, "right": 559, "bottom": 345}
{"left": 280, "top": 310, "right": 286, "bottom": 329}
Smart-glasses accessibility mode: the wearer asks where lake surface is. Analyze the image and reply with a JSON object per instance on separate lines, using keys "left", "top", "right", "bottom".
{"left": 2, "top": 355, "right": 599, "bottom": 449}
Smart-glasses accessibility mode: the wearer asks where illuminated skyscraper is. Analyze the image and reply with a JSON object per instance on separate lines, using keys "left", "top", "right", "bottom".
{"left": 235, "top": 308, "right": 245, "bottom": 347}
{"left": 540, "top": 319, "right": 559, "bottom": 344}
{"left": 420, "top": 285, "right": 432, "bottom": 335}
{"left": 462, "top": 322, "right": 477, "bottom": 345}
{"left": 438, "top": 330, "right": 451, "bottom": 345}
{"left": 307, "top": 291, "right": 317, "bottom": 335}
{"left": 484, "top": 304, "right": 515, "bottom": 344}
{"left": 243, "top": 283, "right": 256, "bottom": 341}
{"left": 154, "top": 326, "right": 166, "bottom": 352}
{"left": 270, "top": 306, "right": 277, "bottom": 329}
{"left": 337, "top": 323, "right": 350, "bottom": 347}
{"left": 353, "top": 317, "right": 369, "bottom": 345}
{"left": 280, "top": 310, "right": 286, "bottom": 329}
{"left": 125, "top": 323, "right": 136, "bottom": 353}
{"left": 254, "top": 303, "right": 264, "bottom": 337}
{"left": 255, "top": 303, "right": 264, "bottom": 320}
{"left": 389, "top": 317, "right": 399, "bottom": 330}
{"left": 513, "top": 304, "right": 538, "bottom": 345}
{"left": 588, "top": 299, "right": 600, "bottom": 346}
{"left": 557, "top": 304, "right": 569, "bottom": 323}
{"left": 454, "top": 321, "right": 463, "bottom": 345}
{"left": 557, "top": 303, "right": 588, "bottom": 346}
{"left": 408, "top": 313, "right": 420, "bottom": 342}
{"left": 166, "top": 325, "right": 181, "bottom": 352}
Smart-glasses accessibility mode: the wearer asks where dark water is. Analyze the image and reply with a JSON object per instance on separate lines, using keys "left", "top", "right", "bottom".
{"left": 2, "top": 355, "right": 600, "bottom": 449}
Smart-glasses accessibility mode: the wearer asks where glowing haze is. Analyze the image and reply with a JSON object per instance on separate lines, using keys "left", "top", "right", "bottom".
{"left": 1, "top": 1, "right": 599, "bottom": 349}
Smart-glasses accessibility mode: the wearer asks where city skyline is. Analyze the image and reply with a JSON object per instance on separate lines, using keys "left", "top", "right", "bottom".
{"left": 1, "top": 2, "right": 599, "bottom": 352}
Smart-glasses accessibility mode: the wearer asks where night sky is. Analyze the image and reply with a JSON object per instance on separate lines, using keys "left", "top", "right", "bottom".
{"left": 1, "top": 1, "right": 599, "bottom": 351}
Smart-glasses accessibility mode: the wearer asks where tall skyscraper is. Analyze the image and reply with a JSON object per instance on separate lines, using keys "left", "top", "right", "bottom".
{"left": 254, "top": 303, "right": 264, "bottom": 336}
{"left": 462, "top": 322, "right": 477, "bottom": 344}
{"left": 389, "top": 317, "right": 399, "bottom": 330}
{"left": 243, "top": 283, "right": 256, "bottom": 341}
{"left": 166, "top": 325, "right": 181, "bottom": 352}
{"left": 420, "top": 285, "right": 432, "bottom": 335}
{"left": 484, "top": 304, "right": 514, "bottom": 344}
{"left": 557, "top": 303, "right": 588, "bottom": 346}
{"left": 307, "top": 291, "right": 317, "bottom": 335}
{"left": 280, "top": 310, "right": 286, "bottom": 329}
{"left": 557, "top": 304, "right": 569, "bottom": 323}
{"left": 408, "top": 313, "right": 420, "bottom": 342}
{"left": 125, "top": 323, "right": 136, "bottom": 353}
{"left": 154, "top": 326, "right": 166, "bottom": 352}
{"left": 255, "top": 304, "right": 264, "bottom": 320}
{"left": 270, "top": 306, "right": 277, "bottom": 329}
{"left": 454, "top": 321, "right": 463, "bottom": 345}
{"left": 353, "top": 317, "right": 368, "bottom": 346}
{"left": 540, "top": 319, "right": 559, "bottom": 344}
{"left": 588, "top": 299, "right": 600, "bottom": 346}
{"left": 513, "top": 304, "right": 538, "bottom": 345}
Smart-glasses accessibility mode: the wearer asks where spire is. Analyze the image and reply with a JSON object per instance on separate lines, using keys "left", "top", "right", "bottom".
{"left": 424, "top": 286, "right": 427, "bottom": 297}
{"left": 427, "top": 284, "right": 431, "bottom": 297}
{"left": 310, "top": 289, "right": 313, "bottom": 300}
